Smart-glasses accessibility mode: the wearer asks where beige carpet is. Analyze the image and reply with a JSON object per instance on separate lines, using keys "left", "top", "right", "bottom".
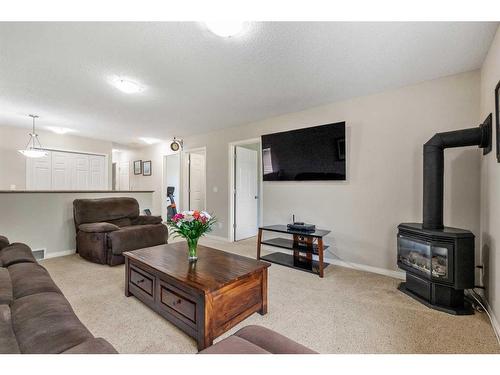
{"left": 41, "top": 237, "right": 500, "bottom": 354}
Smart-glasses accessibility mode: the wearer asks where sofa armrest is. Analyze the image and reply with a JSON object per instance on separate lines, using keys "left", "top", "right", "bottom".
{"left": 133, "top": 215, "right": 163, "bottom": 225}
{"left": 0, "top": 235, "right": 9, "bottom": 251}
{"left": 109, "top": 224, "right": 168, "bottom": 255}
{"left": 199, "top": 325, "right": 317, "bottom": 354}
{"left": 78, "top": 222, "right": 120, "bottom": 233}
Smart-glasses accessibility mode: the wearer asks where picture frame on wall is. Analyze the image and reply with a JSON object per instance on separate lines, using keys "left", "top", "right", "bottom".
{"left": 495, "top": 80, "right": 500, "bottom": 162}
{"left": 134, "top": 160, "right": 142, "bottom": 175}
{"left": 143, "top": 160, "right": 152, "bottom": 176}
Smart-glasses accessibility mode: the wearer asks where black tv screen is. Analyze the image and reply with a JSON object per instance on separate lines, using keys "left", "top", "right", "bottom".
{"left": 261, "top": 122, "right": 346, "bottom": 181}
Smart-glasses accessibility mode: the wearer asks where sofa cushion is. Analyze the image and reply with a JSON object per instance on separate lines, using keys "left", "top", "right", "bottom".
{"left": 11, "top": 292, "right": 93, "bottom": 354}
{"left": 108, "top": 224, "right": 168, "bottom": 255}
{"left": 79, "top": 222, "right": 120, "bottom": 233}
{"left": 8, "top": 263, "right": 62, "bottom": 299}
{"left": 199, "top": 335, "right": 270, "bottom": 354}
{"left": 0, "top": 268, "right": 13, "bottom": 305}
{"left": 0, "top": 304, "right": 20, "bottom": 353}
{"left": 0, "top": 243, "right": 36, "bottom": 267}
{"left": 62, "top": 337, "right": 118, "bottom": 354}
{"left": 0, "top": 235, "right": 9, "bottom": 251}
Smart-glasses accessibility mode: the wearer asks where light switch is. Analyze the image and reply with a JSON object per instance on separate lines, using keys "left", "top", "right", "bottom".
{"left": 213, "top": 186, "right": 218, "bottom": 193}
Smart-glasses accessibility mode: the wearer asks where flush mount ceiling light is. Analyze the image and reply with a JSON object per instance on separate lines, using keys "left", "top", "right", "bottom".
{"left": 139, "top": 137, "right": 161, "bottom": 145}
{"left": 204, "top": 21, "right": 247, "bottom": 38}
{"left": 18, "top": 114, "right": 48, "bottom": 158}
{"left": 46, "top": 126, "right": 75, "bottom": 135}
{"left": 110, "top": 76, "right": 145, "bottom": 94}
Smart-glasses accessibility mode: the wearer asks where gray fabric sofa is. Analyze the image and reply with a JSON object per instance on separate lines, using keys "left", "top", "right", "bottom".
{"left": 0, "top": 235, "right": 117, "bottom": 354}
{"left": 73, "top": 197, "right": 168, "bottom": 266}
{"left": 199, "top": 325, "right": 317, "bottom": 354}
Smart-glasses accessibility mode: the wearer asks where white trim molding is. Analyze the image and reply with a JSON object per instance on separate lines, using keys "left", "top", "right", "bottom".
{"left": 259, "top": 246, "right": 406, "bottom": 280}
{"left": 43, "top": 249, "right": 76, "bottom": 259}
{"left": 326, "top": 256, "right": 406, "bottom": 280}
{"left": 203, "top": 234, "right": 231, "bottom": 243}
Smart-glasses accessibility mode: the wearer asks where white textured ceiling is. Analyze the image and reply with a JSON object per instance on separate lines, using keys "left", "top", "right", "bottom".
{"left": 0, "top": 22, "right": 497, "bottom": 145}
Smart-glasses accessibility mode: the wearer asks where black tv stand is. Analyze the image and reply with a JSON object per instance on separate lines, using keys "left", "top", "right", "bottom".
{"left": 257, "top": 225, "right": 331, "bottom": 278}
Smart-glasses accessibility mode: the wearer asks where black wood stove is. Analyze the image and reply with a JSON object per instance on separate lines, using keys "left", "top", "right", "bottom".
{"left": 397, "top": 114, "right": 492, "bottom": 315}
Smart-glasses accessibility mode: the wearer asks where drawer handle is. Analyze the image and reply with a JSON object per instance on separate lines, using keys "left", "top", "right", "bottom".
{"left": 136, "top": 279, "right": 145, "bottom": 284}
{"left": 172, "top": 298, "right": 182, "bottom": 306}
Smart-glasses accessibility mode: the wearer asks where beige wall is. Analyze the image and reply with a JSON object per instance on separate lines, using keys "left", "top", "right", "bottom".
{"left": 479, "top": 26, "right": 500, "bottom": 329}
{"left": 112, "top": 143, "right": 174, "bottom": 215}
{"left": 0, "top": 191, "right": 154, "bottom": 257}
{"left": 171, "top": 71, "right": 481, "bottom": 273}
{"left": 0, "top": 124, "right": 113, "bottom": 190}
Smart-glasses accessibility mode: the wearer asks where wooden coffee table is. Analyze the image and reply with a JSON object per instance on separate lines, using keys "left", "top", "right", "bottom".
{"left": 123, "top": 242, "right": 270, "bottom": 350}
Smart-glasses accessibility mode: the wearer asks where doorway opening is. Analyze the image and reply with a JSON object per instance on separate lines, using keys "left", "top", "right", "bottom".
{"left": 162, "top": 153, "right": 181, "bottom": 221}
{"left": 182, "top": 148, "right": 207, "bottom": 212}
{"left": 229, "top": 139, "right": 262, "bottom": 242}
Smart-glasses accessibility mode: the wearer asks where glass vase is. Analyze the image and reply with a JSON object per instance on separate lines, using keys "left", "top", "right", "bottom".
{"left": 187, "top": 237, "right": 199, "bottom": 262}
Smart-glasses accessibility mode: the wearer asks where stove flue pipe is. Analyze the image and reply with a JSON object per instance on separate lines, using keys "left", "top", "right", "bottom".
{"left": 423, "top": 118, "right": 491, "bottom": 230}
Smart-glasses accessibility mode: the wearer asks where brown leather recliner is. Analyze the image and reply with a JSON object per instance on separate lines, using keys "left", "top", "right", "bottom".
{"left": 73, "top": 197, "right": 168, "bottom": 266}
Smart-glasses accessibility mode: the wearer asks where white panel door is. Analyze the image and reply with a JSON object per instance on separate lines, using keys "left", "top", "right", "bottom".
{"left": 28, "top": 152, "right": 52, "bottom": 190}
{"left": 73, "top": 154, "right": 90, "bottom": 190}
{"left": 235, "top": 146, "right": 259, "bottom": 241}
{"left": 51, "top": 151, "right": 73, "bottom": 190}
{"left": 89, "top": 155, "right": 105, "bottom": 190}
{"left": 189, "top": 153, "right": 205, "bottom": 211}
{"left": 118, "top": 161, "right": 130, "bottom": 190}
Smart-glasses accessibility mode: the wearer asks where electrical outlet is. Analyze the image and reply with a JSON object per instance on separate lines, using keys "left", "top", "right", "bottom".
{"left": 218, "top": 222, "right": 223, "bottom": 229}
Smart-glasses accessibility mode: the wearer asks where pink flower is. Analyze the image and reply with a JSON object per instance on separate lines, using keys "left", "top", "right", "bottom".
{"left": 172, "top": 213, "right": 184, "bottom": 222}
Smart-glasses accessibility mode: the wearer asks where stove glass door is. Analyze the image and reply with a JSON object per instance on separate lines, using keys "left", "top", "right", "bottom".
{"left": 397, "top": 235, "right": 431, "bottom": 277}
{"left": 431, "top": 242, "right": 453, "bottom": 282}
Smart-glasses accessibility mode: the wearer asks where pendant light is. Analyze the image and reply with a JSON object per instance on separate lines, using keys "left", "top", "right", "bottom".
{"left": 18, "top": 114, "right": 48, "bottom": 158}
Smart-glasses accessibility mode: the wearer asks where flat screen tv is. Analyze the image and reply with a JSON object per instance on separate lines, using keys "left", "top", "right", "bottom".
{"left": 261, "top": 122, "right": 346, "bottom": 181}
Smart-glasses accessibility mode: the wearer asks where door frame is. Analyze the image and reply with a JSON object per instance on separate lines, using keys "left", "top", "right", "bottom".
{"left": 228, "top": 138, "right": 263, "bottom": 242}
{"left": 181, "top": 147, "right": 207, "bottom": 213}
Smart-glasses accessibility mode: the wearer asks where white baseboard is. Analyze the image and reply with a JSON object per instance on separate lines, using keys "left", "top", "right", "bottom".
{"left": 326, "top": 256, "right": 406, "bottom": 280}
{"left": 44, "top": 249, "right": 76, "bottom": 259}
{"left": 261, "top": 246, "right": 405, "bottom": 280}
{"left": 203, "top": 234, "right": 230, "bottom": 242}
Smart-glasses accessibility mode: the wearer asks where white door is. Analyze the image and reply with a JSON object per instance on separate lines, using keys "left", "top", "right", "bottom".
{"left": 89, "top": 155, "right": 105, "bottom": 189}
{"left": 73, "top": 154, "right": 90, "bottom": 190}
{"left": 235, "top": 146, "right": 259, "bottom": 241}
{"left": 189, "top": 153, "right": 205, "bottom": 211}
{"left": 118, "top": 161, "right": 130, "bottom": 190}
{"left": 51, "top": 151, "right": 73, "bottom": 190}
{"left": 27, "top": 152, "right": 52, "bottom": 190}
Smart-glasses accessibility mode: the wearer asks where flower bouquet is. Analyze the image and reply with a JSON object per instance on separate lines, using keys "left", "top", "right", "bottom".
{"left": 167, "top": 210, "right": 216, "bottom": 261}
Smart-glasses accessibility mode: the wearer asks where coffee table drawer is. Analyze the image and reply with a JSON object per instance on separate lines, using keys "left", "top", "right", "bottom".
{"left": 160, "top": 285, "right": 196, "bottom": 322}
{"left": 130, "top": 266, "right": 154, "bottom": 296}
